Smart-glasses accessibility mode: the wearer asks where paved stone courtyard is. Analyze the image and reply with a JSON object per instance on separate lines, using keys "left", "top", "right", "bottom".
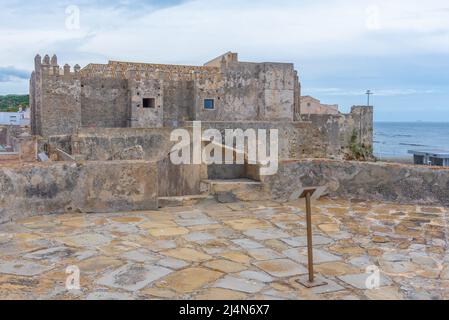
{"left": 0, "top": 197, "right": 448, "bottom": 300}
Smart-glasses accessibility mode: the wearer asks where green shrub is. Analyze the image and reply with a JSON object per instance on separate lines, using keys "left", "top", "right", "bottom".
{"left": 346, "top": 130, "right": 374, "bottom": 161}
{"left": 0, "top": 95, "right": 29, "bottom": 112}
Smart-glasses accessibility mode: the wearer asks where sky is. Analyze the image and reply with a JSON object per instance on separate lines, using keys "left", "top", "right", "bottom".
{"left": 1, "top": 0, "right": 449, "bottom": 121}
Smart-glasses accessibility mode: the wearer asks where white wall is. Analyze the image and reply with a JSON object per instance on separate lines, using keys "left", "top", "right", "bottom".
{"left": 0, "top": 111, "right": 30, "bottom": 125}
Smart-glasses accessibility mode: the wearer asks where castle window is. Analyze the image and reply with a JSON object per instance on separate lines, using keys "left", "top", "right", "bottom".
{"left": 143, "top": 98, "right": 155, "bottom": 108}
{"left": 204, "top": 99, "right": 215, "bottom": 110}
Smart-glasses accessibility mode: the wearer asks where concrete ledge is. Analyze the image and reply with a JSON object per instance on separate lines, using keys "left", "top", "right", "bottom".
{"left": 0, "top": 160, "right": 158, "bottom": 223}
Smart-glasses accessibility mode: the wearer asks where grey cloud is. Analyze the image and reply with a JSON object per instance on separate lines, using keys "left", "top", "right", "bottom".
{"left": 0, "top": 67, "right": 30, "bottom": 82}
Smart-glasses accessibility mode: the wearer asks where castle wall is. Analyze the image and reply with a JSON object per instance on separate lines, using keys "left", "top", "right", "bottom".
{"left": 300, "top": 106, "right": 374, "bottom": 159}
{"left": 261, "top": 63, "right": 295, "bottom": 121}
{"left": 129, "top": 75, "right": 164, "bottom": 128}
{"left": 81, "top": 77, "right": 130, "bottom": 128}
{"left": 162, "top": 79, "right": 195, "bottom": 126}
{"left": 195, "top": 63, "right": 261, "bottom": 121}
{"left": 40, "top": 72, "right": 81, "bottom": 136}
{"left": 194, "top": 62, "right": 295, "bottom": 122}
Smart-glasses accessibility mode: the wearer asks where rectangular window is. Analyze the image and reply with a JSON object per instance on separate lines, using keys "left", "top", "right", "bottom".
{"left": 204, "top": 99, "right": 215, "bottom": 110}
{"left": 143, "top": 98, "right": 155, "bottom": 108}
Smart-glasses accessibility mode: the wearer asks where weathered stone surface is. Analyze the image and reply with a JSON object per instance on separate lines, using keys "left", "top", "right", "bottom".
{"left": 204, "top": 260, "right": 248, "bottom": 273}
{"left": 244, "top": 228, "right": 289, "bottom": 241}
{"left": 220, "top": 252, "right": 252, "bottom": 264}
{"left": 111, "top": 216, "right": 144, "bottom": 223}
{"left": 247, "top": 248, "right": 284, "bottom": 261}
{"left": 254, "top": 259, "right": 308, "bottom": 277}
{"left": 97, "top": 264, "right": 172, "bottom": 291}
{"left": 121, "top": 249, "right": 159, "bottom": 263}
{"left": 213, "top": 276, "right": 265, "bottom": 293}
{"left": 23, "top": 246, "right": 77, "bottom": 263}
{"left": 86, "top": 291, "right": 133, "bottom": 300}
{"left": 365, "top": 286, "right": 404, "bottom": 300}
{"left": 281, "top": 236, "right": 333, "bottom": 247}
{"left": 283, "top": 248, "right": 342, "bottom": 264}
{"left": 225, "top": 218, "right": 271, "bottom": 231}
{"left": 0, "top": 197, "right": 447, "bottom": 300}
{"left": 338, "top": 273, "right": 393, "bottom": 290}
{"left": 195, "top": 288, "right": 247, "bottom": 300}
{"left": 139, "top": 287, "right": 177, "bottom": 299}
{"left": 162, "top": 248, "right": 212, "bottom": 262}
{"left": 308, "top": 277, "right": 346, "bottom": 295}
{"left": 111, "top": 145, "right": 144, "bottom": 160}
{"left": 158, "top": 268, "right": 222, "bottom": 293}
{"left": 232, "top": 239, "right": 264, "bottom": 249}
{"left": 0, "top": 261, "right": 52, "bottom": 276}
{"left": 315, "top": 262, "right": 360, "bottom": 276}
{"left": 77, "top": 256, "right": 124, "bottom": 273}
{"left": 184, "top": 232, "right": 216, "bottom": 242}
{"left": 148, "top": 227, "right": 189, "bottom": 237}
{"left": 58, "top": 234, "right": 111, "bottom": 247}
{"left": 239, "top": 271, "right": 274, "bottom": 283}
{"left": 157, "top": 257, "right": 189, "bottom": 270}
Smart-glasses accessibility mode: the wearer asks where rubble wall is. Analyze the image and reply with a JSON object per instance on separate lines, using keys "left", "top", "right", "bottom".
{"left": 262, "top": 159, "right": 449, "bottom": 206}
{"left": 0, "top": 160, "right": 158, "bottom": 223}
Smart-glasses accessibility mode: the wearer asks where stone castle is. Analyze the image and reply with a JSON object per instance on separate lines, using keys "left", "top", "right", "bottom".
{"left": 3, "top": 51, "right": 448, "bottom": 223}
{"left": 29, "top": 51, "right": 373, "bottom": 159}
{"left": 30, "top": 52, "right": 303, "bottom": 136}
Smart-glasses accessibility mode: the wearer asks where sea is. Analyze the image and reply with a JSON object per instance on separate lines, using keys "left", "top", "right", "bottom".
{"left": 374, "top": 122, "right": 449, "bottom": 160}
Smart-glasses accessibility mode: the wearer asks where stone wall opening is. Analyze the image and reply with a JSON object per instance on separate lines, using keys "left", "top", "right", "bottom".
{"left": 143, "top": 98, "right": 155, "bottom": 109}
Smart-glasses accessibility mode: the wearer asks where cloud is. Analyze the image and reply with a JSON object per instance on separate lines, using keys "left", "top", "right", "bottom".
{"left": 305, "top": 88, "right": 438, "bottom": 97}
{"left": 0, "top": 66, "right": 29, "bottom": 82}
{"left": 1, "top": 0, "right": 449, "bottom": 119}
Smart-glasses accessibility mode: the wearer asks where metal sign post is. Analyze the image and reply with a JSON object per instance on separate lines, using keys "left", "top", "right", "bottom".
{"left": 297, "top": 187, "right": 327, "bottom": 288}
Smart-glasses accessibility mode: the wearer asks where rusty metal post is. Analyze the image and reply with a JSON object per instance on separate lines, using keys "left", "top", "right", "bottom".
{"left": 297, "top": 187, "right": 327, "bottom": 288}
{"left": 305, "top": 191, "right": 314, "bottom": 283}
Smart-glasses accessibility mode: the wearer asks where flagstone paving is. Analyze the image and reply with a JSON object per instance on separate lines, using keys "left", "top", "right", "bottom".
{"left": 0, "top": 197, "right": 448, "bottom": 300}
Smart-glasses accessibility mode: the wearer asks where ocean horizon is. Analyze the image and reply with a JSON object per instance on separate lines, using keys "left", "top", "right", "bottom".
{"left": 374, "top": 121, "right": 449, "bottom": 160}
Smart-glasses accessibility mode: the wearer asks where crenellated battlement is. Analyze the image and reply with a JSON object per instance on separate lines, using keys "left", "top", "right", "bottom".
{"left": 80, "top": 60, "right": 221, "bottom": 81}
{"left": 34, "top": 54, "right": 81, "bottom": 80}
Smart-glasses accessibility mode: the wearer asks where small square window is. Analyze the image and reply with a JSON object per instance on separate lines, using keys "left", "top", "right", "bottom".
{"left": 204, "top": 99, "right": 215, "bottom": 110}
{"left": 143, "top": 98, "right": 155, "bottom": 108}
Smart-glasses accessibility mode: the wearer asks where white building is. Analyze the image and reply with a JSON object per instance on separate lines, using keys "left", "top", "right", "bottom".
{"left": 0, "top": 110, "right": 30, "bottom": 125}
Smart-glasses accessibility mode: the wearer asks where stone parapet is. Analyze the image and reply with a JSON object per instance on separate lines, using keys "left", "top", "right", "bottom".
{"left": 0, "top": 160, "right": 158, "bottom": 223}
{"left": 261, "top": 159, "right": 449, "bottom": 206}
